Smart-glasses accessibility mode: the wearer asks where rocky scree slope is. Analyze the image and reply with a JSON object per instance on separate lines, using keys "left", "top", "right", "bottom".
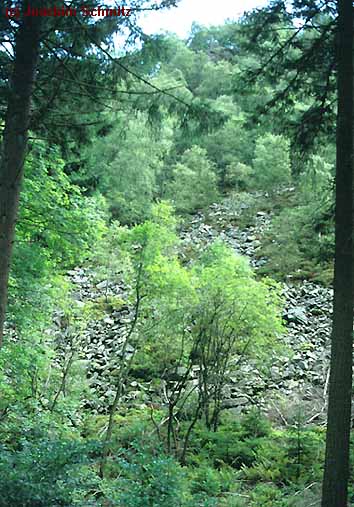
{"left": 55, "top": 192, "right": 333, "bottom": 422}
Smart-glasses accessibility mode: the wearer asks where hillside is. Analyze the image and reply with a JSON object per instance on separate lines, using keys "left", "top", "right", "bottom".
{"left": 0, "top": 2, "right": 351, "bottom": 506}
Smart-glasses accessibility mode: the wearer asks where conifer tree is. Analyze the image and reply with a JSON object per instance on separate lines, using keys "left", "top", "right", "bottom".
{"left": 0, "top": 0, "right": 178, "bottom": 344}
{"left": 321, "top": 0, "right": 354, "bottom": 504}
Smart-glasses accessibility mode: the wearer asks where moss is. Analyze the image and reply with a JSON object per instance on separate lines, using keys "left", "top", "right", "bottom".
{"left": 93, "top": 294, "right": 126, "bottom": 313}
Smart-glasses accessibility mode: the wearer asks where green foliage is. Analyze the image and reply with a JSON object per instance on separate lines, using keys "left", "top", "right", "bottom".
{"left": 252, "top": 133, "right": 291, "bottom": 190}
{"left": 201, "top": 115, "right": 255, "bottom": 189}
{"left": 0, "top": 341, "right": 44, "bottom": 412}
{"left": 299, "top": 154, "right": 333, "bottom": 201}
{"left": 116, "top": 202, "right": 190, "bottom": 300}
{"left": 183, "top": 414, "right": 325, "bottom": 506}
{"left": 189, "top": 465, "right": 234, "bottom": 496}
{"left": 259, "top": 166, "right": 334, "bottom": 284}
{"left": 101, "top": 443, "right": 189, "bottom": 507}
{"left": 260, "top": 205, "right": 318, "bottom": 281}
{"left": 1, "top": 13, "right": 342, "bottom": 507}
{"left": 113, "top": 203, "right": 196, "bottom": 378}
{"left": 248, "top": 483, "right": 286, "bottom": 506}
{"left": 193, "top": 241, "right": 284, "bottom": 362}
{"left": 82, "top": 112, "right": 168, "bottom": 224}
{"left": 224, "top": 162, "right": 253, "bottom": 190}
{"left": 221, "top": 191, "right": 266, "bottom": 228}
{"left": 110, "top": 208, "right": 284, "bottom": 382}
{"left": 8, "top": 140, "right": 107, "bottom": 332}
{"left": 83, "top": 409, "right": 162, "bottom": 450}
{"left": 165, "top": 146, "right": 219, "bottom": 213}
{"left": 241, "top": 426, "right": 325, "bottom": 485}
{"left": 0, "top": 438, "right": 99, "bottom": 507}
{"left": 189, "top": 412, "right": 271, "bottom": 469}
{"left": 20, "top": 141, "right": 107, "bottom": 266}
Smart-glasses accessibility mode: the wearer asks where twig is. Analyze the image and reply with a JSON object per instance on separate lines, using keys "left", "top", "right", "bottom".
{"left": 149, "top": 403, "right": 162, "bottom": 441}
{"left": 270, "top": 400, "right": 289, "bottom": 426}
{"left": 293, "top": 481, "right": 318, "bottom": 496}
{"left": 323, "top": 367, "right": 330, "bottom": 398}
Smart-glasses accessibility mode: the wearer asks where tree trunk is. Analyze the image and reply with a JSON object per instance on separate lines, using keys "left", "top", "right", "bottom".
{"left": 0, "top": 2, "right": 42, "bottom": 345}
{"left": 321, "top": 0, "right": 354, "bottom": 505}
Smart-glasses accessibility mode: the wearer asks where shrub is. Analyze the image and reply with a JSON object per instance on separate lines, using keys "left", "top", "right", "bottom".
{"left": 241, "top": 426, "right": 324, "bottom": 486}
{"left": 0, "top": 438, "right": 99, "bottom": 507}
{"left": 101, "top": 443, "right": 189, "bottom": 507}
{"left": 224, "top": 162, "right": 253, "bottom": 190}
{"left": 259, "top": 196, "right": 334, "bottom": 283}
{"left": 165, "top": 146, "right": 219, "bottom": 213}
{"left": 190, "top": 465, "right": 225, "bottom": 495}
{"left": 189, "top": 412, "right": 272, "bottom": 469}
{"left": 82, "top": 112, "right": 166, "bottom": 224}
{"left": 249, "top": 483, "right": 286, "bottom": 507}
{"left": 252, "top": 133, "right": 291, "bottom": 190}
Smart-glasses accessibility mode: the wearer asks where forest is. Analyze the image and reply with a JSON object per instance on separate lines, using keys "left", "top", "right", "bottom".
{"left": 0, "top": 0, "right": 353, "bottom": 506}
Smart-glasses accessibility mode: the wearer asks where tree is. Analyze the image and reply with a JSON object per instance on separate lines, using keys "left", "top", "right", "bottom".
{"left": 321, "top": 0, "right": 354, "bottom": 504}
{"left": 236, "top": 1, "right": 337, "bottom": 154}
{"left": 82, "top": 112, "right": 168, "bottom": 224}
{"left": 165, "top": 146, "right": 219, "bottom": 213}
{"left": 216, "top": 2, "right": 353, "bottom": 498}
{"left": 0, "top": 0, "right": 42, "bottom": 346}
{"left": 0, "top": 0, "right": 180, "bottom": 344}
{"left": 8, "top": 141, "right": 107, "bottom": 332}
{"left": 252, "top": 133, "right": 291, "bottom": 189}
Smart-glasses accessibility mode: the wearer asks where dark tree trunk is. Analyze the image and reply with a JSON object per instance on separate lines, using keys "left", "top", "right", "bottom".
{"left": 0, "top": 2, "right": 41, "bottom": 345}
{"left": 321, "top": 0, "right": 354, "bottom": 505}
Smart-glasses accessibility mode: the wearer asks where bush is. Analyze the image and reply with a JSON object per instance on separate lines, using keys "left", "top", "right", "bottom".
{"left": 252, "top": 133, "right": 291, "bottom": 190}
{"left": 101, "top": 443, "right": 189, "bottom": 507}
{"left": 258, "top": 196, "right": 334, "bottom": 284}
{"left": 82, "top": 112, "right": 166, "bottom": 224}
{"left": 189, "top": 412, "right": 272, "bottom": 469}
{"left": 189, "top": 465, "right": 228, "bottom": 495}
{"left": 83, "top": 409, "right": 162, "bottom": 451}
{"left": 0, "top": 438, "right": 99, "bottom": 507}
{"left": 249, "top": 483, "right": 286, "bottom": 507}
{"left": 224, "top": 162, "right": 253, "bottom": 190}
{"left": 165, "top": 146, "right": 219, "bottom": 213}
{"left": 241, "top": 426, "right": 324, "bottom": 486}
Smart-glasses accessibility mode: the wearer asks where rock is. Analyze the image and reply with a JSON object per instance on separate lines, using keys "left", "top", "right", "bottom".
{"left": 96, "top": 280, "right": 108, "bottom": 290}
{"left": 177, "top": 366, "right": 188, "bottom": 377}
{"left": 285, "top": 307, "right": 308, "bottom": 325}
{"left": 52, "top": 195, "right": 334, "bottom": 414}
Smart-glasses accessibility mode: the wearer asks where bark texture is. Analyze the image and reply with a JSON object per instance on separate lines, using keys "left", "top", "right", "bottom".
{"left": 321, "top": 0, "right": 354, "bottom": 505}
{"left": 0, "top": 2, "right": 42, "bottom": 345}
